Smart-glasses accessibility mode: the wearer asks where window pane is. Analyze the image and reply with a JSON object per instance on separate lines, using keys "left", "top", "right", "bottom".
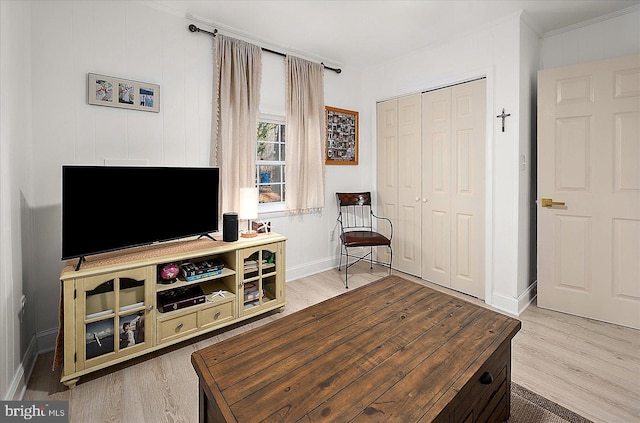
{"left": 258, "top": 122, "right": 278, "bottom": 141}
{"left": 257, "top": 141, "right": 278, "bottom": 161}
{"left": 257, "top": 119, "right": 285, "bottom": 208}
{"left": 259, "top": 184, "right": 282, "bottom": 203}
{"left": 258, "top": 165, "right": 282, "bottom": 183}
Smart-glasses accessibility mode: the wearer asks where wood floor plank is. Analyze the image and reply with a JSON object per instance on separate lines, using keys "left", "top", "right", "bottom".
{"left": 23, "top": 264, "right": 640, "bottom": 423}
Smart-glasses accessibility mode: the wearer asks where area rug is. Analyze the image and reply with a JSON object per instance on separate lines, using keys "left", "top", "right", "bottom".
{"left": 509, "top": 383, "right": 593, "bottom": 423}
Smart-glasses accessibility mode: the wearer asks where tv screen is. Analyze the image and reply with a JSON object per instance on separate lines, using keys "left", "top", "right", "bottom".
{"left": 62, "top": 166, "right": 219, "bottom": 260}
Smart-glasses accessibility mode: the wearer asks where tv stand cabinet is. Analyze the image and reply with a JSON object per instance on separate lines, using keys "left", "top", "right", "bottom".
{"left": 57, "top": 233, "right": 286, "bottom": 389}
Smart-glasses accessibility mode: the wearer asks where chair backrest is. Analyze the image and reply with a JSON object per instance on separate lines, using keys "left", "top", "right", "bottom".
{"left": 336, "top": 192, "right": 373, "bottom": 230}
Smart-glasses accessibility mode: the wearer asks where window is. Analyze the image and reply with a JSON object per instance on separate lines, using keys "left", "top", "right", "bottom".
{"left": 256, "top": 116, "right": 285, "bottom": 211}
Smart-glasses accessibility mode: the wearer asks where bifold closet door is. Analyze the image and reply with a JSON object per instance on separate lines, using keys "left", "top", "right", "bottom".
{"left": 376, "top": 94, "right": 422, "bottom": 276}
{"left": 376, "top": 99, "right": 399, "bottom": 268}
{"left": 421, "top": 79, "right": 486, "bottom": 299}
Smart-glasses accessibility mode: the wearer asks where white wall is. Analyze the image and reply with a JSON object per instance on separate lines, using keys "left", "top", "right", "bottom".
{"left": 28, "top": 0, "right": 215, "bottom": 354}
{"left": 25, "top": 0, "right": 365, "bottom": 358}
{"left": 361, "top": 12, "right": 530, "bottom": 314}
{"left": 517, "top": 18, "right": 541, "bottom": 305}
{"left": 541, "top": 7, "right": 640, "bottom": 69}
{"left": 1, "top": 0, "right": 36, "bottom": 400}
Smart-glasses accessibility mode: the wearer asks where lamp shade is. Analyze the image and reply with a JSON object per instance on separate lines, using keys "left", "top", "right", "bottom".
{"left": 238, "top": 187, "right": 258, "bottom": 220}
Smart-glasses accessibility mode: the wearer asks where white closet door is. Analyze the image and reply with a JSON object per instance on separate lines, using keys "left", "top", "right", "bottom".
{"left": 421, "top": 88, "right": 452, "bottom": 285}
{"left": 449, "top": 80, "right": 486, "bottom": 298}
{"left": 422, "top": 79, "right": 486, "bottom": 299}
{"left": 396, "top": 94, "right": 422, "bottom": 276}
{"left": 376, "top": 94, "right": 421, "bottom": 276}
{"left": 376, "top": 99, "right": 398, "bottom": 266}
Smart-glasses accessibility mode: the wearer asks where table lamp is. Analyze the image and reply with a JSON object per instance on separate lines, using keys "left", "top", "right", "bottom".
{"left": 239, "top": 187, "right": 259, "bottom": 238}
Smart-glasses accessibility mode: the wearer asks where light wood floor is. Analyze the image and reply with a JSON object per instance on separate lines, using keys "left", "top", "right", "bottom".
{"left": 25, "top": 265, "right": 640, "bottom": 422}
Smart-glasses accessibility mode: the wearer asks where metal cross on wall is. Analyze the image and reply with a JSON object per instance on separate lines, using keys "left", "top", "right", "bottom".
{"left": 496, "top": 108, "right": 511, "bottom": 132}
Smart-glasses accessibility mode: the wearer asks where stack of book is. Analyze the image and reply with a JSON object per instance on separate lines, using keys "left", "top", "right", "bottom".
{"left": 180, "top": 259, "right": 224, "bottom": 282}
{"left": 243, "top": 282, "right": 263, "bottom": 308}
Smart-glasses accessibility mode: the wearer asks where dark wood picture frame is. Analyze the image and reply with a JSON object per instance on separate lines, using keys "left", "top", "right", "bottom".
{"left": 325, "top": 106, "right": 358, "bottom": 165}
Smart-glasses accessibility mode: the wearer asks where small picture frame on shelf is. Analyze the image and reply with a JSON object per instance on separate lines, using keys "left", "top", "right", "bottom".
{"left": 119, "top": 311, "right": 145, "bottom": 349}
{"left": 88, "top": 73, "right": 160, "bottom": 113}
{"left": 252, "top": 220, "right": 271, "bottom": 233}
{"left": 325, "top": 106, "right": 358, "bottom": 165}
{"left": 86, "top": 318, "right": 115, "bottom": 360}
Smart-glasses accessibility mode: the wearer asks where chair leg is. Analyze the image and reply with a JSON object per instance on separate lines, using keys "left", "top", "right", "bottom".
{"left": 369, "top": 247, "right": 373, "bottom": 269}
{"left": 388, "top": 246, "right": 393, "bottom": 275}
{"left": 345, "top": 248, "right": 349, "bottom": 289}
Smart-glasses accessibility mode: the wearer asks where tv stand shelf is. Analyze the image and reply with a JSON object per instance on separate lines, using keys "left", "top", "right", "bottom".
{"left": 156, "top": 268, "right": 237, "bottom": 293}
{"left": 57, "top": 233, "right": 286, "bottom": 389}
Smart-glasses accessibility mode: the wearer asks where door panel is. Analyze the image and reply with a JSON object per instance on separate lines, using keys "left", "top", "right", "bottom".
{"left": 376, "top": 100, "right": 398, "bottom": 267}
{"left": 450, "top": 81, "right": 485, "bottom": 298}
{"left": 396, "top": 94, "right": 422, "bottom": 276}
{"left": 422, "top": 88, "right": 451, "bottom": 286}
{"left": 538, "top": 54, "right": 640, "bottom": 329}
{"left": 554, "top": 215, "right": 591, "bottom": 291}
{"left": 422, "top": 79, "right": 485, "bottom": 298}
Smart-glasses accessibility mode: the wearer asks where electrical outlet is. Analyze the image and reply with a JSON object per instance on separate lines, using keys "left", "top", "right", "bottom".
{"left": 329, "top": 230, "right": 335, "bottom": 241}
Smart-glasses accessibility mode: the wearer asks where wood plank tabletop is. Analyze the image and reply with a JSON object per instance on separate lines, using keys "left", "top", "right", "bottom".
{"left": 191, "top": 275, "right": 521, "bottom": 422}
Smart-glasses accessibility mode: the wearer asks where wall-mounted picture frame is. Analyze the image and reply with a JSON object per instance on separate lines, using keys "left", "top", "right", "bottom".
{"left": 325, "top": 106, "right": 358, "bottom": 165}
{"left": 88, "top": 73, "right": 160, "bottom": 113}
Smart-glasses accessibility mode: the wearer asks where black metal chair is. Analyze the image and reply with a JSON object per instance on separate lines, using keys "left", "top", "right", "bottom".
{"left": 336, "top": 192, "right": 393, "bottom": 288}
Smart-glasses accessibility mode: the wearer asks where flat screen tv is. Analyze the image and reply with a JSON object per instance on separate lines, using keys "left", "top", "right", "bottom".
{"left": 62, "top": 165, "right": 219, "bottom": 263}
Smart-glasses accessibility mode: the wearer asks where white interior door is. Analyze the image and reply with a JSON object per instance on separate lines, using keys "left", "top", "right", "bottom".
{"left": 538, "top": 54, "right": 640, "bottom": 329}
{"left": 422, "top": 79, "right": 486, "bottom": 298}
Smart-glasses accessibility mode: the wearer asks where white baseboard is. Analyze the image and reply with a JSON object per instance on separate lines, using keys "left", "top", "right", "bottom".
{"left": 286, "top": 256, "right": 338, "bottom": 282}
{"left": 36, "top": 327, "right": 58, "bottom": 354}
{"left": 490, "top": 281, "right": 537, "bottom": 316}
{"left": 5, "top": 335, "right": 38, "bottom": 400}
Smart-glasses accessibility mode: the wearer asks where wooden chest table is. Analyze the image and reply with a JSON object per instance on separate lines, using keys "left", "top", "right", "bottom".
{"left": 191, "top": 276, "right": 521, "bottom": 422}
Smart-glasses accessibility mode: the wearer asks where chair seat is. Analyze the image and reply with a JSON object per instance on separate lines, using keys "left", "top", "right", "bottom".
{"left": 341, "top": 231, "right": 391, "bottom": 247}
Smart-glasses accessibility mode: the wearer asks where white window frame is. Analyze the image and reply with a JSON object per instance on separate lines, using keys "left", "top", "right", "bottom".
{"left": 256, "top": 114, "right": 286, "bottom": 214}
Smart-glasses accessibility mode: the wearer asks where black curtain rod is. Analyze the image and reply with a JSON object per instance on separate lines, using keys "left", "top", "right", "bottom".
{"left": 188, "top": 24, "right": 342, "bottom": 74}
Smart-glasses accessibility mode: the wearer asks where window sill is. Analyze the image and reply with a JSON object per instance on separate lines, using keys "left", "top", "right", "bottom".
{"left": 258, "top": 202, "right": 287, "bottom": 218}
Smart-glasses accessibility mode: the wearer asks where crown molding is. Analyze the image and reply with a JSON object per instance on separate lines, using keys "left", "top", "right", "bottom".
{"left": 543, "top": 4, "right": 640, "bottom": 38}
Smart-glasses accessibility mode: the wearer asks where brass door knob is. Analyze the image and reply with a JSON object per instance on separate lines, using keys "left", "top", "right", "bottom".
{"left": 541, "top": 198, "right": 566, "bottom": 208}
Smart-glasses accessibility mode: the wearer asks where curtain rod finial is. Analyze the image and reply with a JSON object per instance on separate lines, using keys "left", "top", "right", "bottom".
{"left": 188, "top": 24, "right": 199, "bottom": 33}
{"left": 321, "top": 62, "right": 342, "bottom": 74}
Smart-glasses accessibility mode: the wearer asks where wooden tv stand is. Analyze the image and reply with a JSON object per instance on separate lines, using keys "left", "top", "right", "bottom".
{"left": 57, "top": 233, "right": 286, "bottom": 389}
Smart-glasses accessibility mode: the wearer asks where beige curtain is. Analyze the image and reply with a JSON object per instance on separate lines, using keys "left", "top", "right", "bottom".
{"left": 285, "top": 56, "right": 325, "bottom": 213}
{"left": 211, "top": 35, "right": 262, "bottom": 215}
